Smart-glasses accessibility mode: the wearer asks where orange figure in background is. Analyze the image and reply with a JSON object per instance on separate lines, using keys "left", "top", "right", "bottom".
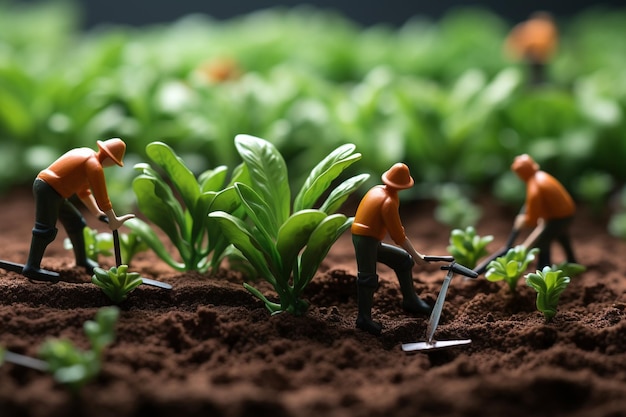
{"left": 23, "top": 139, "right": 134, "bottom": 281}
{"left": 351, "top": 163, "right": 431, "bottom": 335}
{"left": 512, "top": 154, "right": 576, "bottom": 267}
{"left": 505, "top": 12, "right": 558, "bottom": 85}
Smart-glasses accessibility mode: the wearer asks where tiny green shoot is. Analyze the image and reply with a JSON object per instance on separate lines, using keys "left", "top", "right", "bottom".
{"left": 92, "top": 265, "right": 143, "bottom": 304}
{"left": 210, "top": 134, "right": 369, "bottom": 315}
{"left": 446, "top": 226, "right": 493, "bottom": 269}
{"left": 38, "top": 306, "right": 119, "bottom": 391}
{"left": 525, "top": 266, "right": 571, "bottom": 322}
{"left": 485, "top": 245, "right": 539, "bottom": 292}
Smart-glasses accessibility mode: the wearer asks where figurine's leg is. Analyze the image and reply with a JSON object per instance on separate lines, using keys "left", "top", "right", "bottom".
{"left": 352, "top": 235, "right": 383, "bottom": 335}
{"left": 378, "top": 243, "right": 431, "bottom": 315}
{"left": 22, "top": 222, "right": 58, "bottom": 279}
{"left": 22, "top": 179, "right": 61, "bottom": 280}
{"left": 356, "top": 273, "right": 382, "bottom": 335}
{"left": 534, "top": 223, "right": 553, "bottom": 268}
{"left": 556, "top": 217, "right": 577, "bottom": 264}
{"left": 58, "top": 201, "right": 99, "bottom": 274}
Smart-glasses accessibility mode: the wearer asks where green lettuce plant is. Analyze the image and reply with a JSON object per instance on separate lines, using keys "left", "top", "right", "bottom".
{"left": 485, "top": 245, "right": 539, "bottom": 292}
{"left": 526, "top": 266, "right": 571, "bottom": 322}
{"left": 446, "top": 226, "right": 493, "bottom": 269}
{"left": 92, "top": 265, "right": 143, "bottom": 304}
{"left": 126, "top": 141, "right": 245, "bottom": 272}
{"left": 209, "top": 134, "right": 369, "bottom": 315}
{"left": 38, "top": 306, "right": 119, "bottom": 391}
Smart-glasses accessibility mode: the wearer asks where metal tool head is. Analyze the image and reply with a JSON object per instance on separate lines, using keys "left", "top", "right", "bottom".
{"left": 402, "top": 339, "right": 472, "bottom": 352}
{"left": 141, "top": 277, "right": 172, "bottom": 290}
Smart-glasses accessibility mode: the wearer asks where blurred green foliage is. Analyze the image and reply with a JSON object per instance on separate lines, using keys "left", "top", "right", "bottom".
{"left": 1, "top": 2, "right": 625, "bottom": 214}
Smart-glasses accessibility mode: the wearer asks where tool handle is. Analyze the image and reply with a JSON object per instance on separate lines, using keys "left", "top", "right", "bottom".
{"left": 442, "top": 262, "right": 479, "bottom": 278}
{"left": 97, "top": 215, "right": 122, "bottom": 266}
{"left": 423, "top": 255, "right": 455, "bottom": 263}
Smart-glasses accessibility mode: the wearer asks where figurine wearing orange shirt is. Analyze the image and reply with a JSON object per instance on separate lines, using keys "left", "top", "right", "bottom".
{"left": 23, "top": 139, "right": 134, "bottom": 281}
{"left": 512, "top": 154, "right": 576, "bottom": 267}
{"left": 505, "top": 12, "right": 558, "bottom": 86}
{"left": 351, "top": 163, "right": 431, "bottom": 335}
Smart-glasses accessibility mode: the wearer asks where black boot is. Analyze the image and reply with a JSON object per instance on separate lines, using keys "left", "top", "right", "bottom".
{"left": 22, "top": 224, "right": 59, "bottom": 282}
{"left": 356, "top": 274, "right": 382, "bottom": 335}
{"left": 67, "top": 228, "right": 99, "bottom": 275}
{"left": 397, "top": 270, "right": 432, "bottom": 315}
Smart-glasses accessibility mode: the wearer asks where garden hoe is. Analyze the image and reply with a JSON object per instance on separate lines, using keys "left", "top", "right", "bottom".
{"left": 1, "top": 349, "right": 48, "bottom": 372}
{"left": 100, "top": 216, "right": 172, "bottom": 290}
{"left": 402, "top": 257, "right": 478, "bottom": 352}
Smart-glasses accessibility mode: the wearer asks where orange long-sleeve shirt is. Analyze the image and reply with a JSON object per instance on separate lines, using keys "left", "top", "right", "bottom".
{"left": 524, "top": 171, "right": 575, "bottom": 227}
{"left": 37, "top": 148, "right": 113, "bottom": 212}
{"left": 351, "top": 185, "right": 407, "bottom": 245}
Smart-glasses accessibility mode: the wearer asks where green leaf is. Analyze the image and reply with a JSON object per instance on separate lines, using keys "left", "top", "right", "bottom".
{"left": 293, "top": 143, "right": 360, "bottom": 211}
{"left": 243, "top": 283, "right": 282, "bottom": 314}
{"left": 145, "top": 141, "right": 200, "bottom": 212}
{"left": 276, "top": 210, "right": 327, "bottom": 279}
{"left": 209, "top": 211, "right": 276, "bottom": 284}
{"left": 234, "top": 134, "right": 290, "bottom": 226}
{"left": 319, "top": 173, "right": 370, "bottom": 214}
{"left": 199, "top": 165, "right": 228, "bottom": 193}
{"left": 124, "top": 218, "right": 186, "bottom": 270}
{"left": 132, "top": 174, "right": 186, "bottom": 250}
{"left": 297, "top": 214, "right": 351, "bottom": 291}
{"left": 235, "top": 182, "right": 279, "bottom": 241}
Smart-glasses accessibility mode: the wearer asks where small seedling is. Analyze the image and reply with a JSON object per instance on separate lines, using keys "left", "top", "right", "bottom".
{"left": 210, "top": 135, "right": 369, "bottom": 315}
{"left": 485, "top": 245, "right": 539, "bottom": 292}
{"left": 525, "top": 266, "right": 571, "bottom": 322}
{"left": 38, "top": 306, "right": 119, "bottom": 391}
{"left": 92, "top": 265, "right": 143, "bottom": 304}
{"left": 447, "top": 226, "right": 493, "bottom": 270}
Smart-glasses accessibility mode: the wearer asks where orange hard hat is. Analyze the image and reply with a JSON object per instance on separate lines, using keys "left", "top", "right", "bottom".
{"left": 382, "top": 163, "right": 414, "bottom": 190}
{"left": 97, "top": 138, "right": 126, "bottom": 167}
{"left": 511, "top": 154, "right": 539, "bottom": 178}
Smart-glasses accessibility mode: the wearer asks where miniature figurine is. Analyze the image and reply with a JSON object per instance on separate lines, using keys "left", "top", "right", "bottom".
{"left": 351, "top": 163, "right": 431, "bottom": 335}
{"left": 511, "top": 154, "right": 576, "bottom": 268}
{"left": 504, "top": 11, "right": 558, "bottom": 86}
{"left": 22, "top": 139, "right": 134, "bottom": 281}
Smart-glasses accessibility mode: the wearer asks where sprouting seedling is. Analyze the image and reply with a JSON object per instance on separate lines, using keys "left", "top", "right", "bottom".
{"left": 525, "top": 266, "right": 571, "bottom": 322}
{"left": 210, "top": 134, "right": 369, "bottom": 315}
{"left": 485, "top": 245, "right": 539, "bottom": 292}
{"left": 446, "top": 226, "right": 493, "bottom": 270}
{"left": 92, "top": 265, "right": 143, "bottom": 304}
{"left": 38, "top": 306, "right": 119, "bottom": 391}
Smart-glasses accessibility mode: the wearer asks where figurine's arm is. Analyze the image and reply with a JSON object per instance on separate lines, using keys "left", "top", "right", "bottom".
{"left": 401, "top": 237, "right": 428, "bottom": 266}
{"left": 78, "top": 193, "right": 134, "bottom": 230}
{"left": 79, "top": 193, "right": 106, "bottom": 218}
{"left": 102, "top": 209, "right": 134, "bottom": 231}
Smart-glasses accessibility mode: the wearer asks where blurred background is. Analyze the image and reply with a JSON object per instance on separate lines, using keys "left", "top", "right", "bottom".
{"left": 2, "top": 0, "right": 626, "bottom": 233}
{"left": 12, "top": 0, "right": 625, "bottom": 27}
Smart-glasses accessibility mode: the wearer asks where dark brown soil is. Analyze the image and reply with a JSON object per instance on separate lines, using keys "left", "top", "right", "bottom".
{"left": 2, "top": 188, "right": 626, "bottom": 417}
